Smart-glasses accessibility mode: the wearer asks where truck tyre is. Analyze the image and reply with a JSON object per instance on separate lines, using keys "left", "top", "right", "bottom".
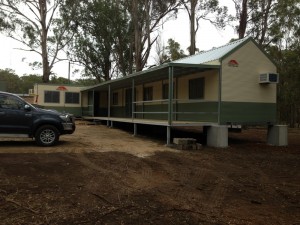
{"left": 35, "top": 125, "right": 59, "bottom": 146}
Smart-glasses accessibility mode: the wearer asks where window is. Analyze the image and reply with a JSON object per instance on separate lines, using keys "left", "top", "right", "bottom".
{"left": 143, "top": 87, "right": 153, "bottom": 101}
{"left": 0, "top": 95, "right": 24, "bottom": 110}
{"left": 65, "top": 92, "right": 80, "bottom": 104}
{"left": 189, "top": 77, "right": 205, "bottom": 99}
{"left": 162, "top": 83, "right": 175, "bottom": 99}
{"left": 162, "top": 83, "right": 169, "bottom": 99}
{"left": 112, "top": 92, "right": 118, "bottom": 105}
{"left": 44, "top": 91, "right": 60, "bottom": 103}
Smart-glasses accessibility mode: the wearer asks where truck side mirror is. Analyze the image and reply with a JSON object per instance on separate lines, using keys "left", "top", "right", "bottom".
{"left": 24, "top": 104, "right": 31, "bottom": 111}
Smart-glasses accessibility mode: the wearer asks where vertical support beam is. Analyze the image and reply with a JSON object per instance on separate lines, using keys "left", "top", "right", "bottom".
{"left": 167, "top": 66, "right": 174, "bottom": 145}
{"left": 107, "top": 85, "right": 111, "bottom": 126}
{"left": 167, "top": 126, "right": 171, "bottom": 146}
{"left": 218, "top": 67, "right": 222, "bottom": 125}
{"left": 175, "top": 76, "right": 178, "bottom": 121}
{"left": 132, "top": 79, "right": 135, "bottom": 120}
{"left": 92, "top": 90, "right": 95, "bottom": 117}
{"left": 133, "top": 123, "right": 137, "bottom": 136}
{"left": 142, "top": 83, "right": 144, "bottom": 119}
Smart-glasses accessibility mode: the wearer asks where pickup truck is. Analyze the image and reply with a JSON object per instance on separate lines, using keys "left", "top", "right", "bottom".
{"left": 0, "top": 91, "right": 75, "bottom": 146}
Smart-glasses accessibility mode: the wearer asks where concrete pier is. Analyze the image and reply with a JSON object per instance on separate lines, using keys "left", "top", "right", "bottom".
{"left": 267, "top": 125, "right": 288, "bottom": 146}
{"left": 206, "top": 125, "right": 228, "bottom": 148}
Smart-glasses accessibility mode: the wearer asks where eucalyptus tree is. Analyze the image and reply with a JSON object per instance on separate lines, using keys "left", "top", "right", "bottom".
{"left": 0, "top": 0, "right": 77, "bottom": 83}
{"left": 162, "top": 38, "right": 187, "bottom": 62}
{"left": 62, "top": 0, "right": 131, "bottom": 81}
{"left": 232, "top": 0, "right": 249, "bottom": 39}
{"left": 63, "top": 0, "right": 182, "bottom": 81}
{"left": 125, "top": 0, "right": 182, "bottom": 72}
{"left": 233, "top": 0, "right": 300, "bottom": 46}
{"left": 180, "top": 0, "right": 228, "bottom": 55}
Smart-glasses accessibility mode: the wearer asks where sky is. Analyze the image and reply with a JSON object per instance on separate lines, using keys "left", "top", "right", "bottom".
{"left": 0, "top": 0, "right": 236, "bottom": 80}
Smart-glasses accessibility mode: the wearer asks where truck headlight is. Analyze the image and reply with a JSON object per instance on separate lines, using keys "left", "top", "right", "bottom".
{"left": 60, "top": 115, "right": 70, "bottom": 122}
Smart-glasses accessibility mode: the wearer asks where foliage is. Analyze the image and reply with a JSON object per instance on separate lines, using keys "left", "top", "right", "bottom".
{"left": 233, "top": 0, "right": 300, "bottom": 46}
{"left": 73, "top": 78, "right": 99, "bottom": 86}
{"left": 126, "top": 0, "right": 182, "bottom": 71}
{"left": 181, "top": 0, "right": 229, "bottom": 55}
{"left": 269, "top": 43, "right": 300, "bottom": 127}
{"left": 20, "top": 74, "right": 43, "bottom": 93}
{"left": 61, "top": 0, "right": 130, "bottom": 82}
{"left": 62, "top": 0, "right": 182, "bottom": 81}
{"left": 160, "top": 38, "right": 187, "bottom": 63}
{"left": 0, "top": 69, "right": 22, "bottom": 93}
{"left": 0, "top": 68, "right": 96, "bottom": 94}
{"left": 0, "top": 0, "right": 77, "bottom": 83}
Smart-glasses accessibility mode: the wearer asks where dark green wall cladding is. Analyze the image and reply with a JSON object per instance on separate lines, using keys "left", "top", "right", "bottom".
{"left": 110, "top": 102, "right": 219, "bottom": 122}
{"left": 90, "top": 101, "right": 277, "bottom": 125}
{"left": 143, "top": 104, "right": 168, "bottom": 120}
{"left": 50, "top": 102, "right": 276, "bottom": 124}
{"left": 111, "top": 106, "right": 126, "bottom": 117}
{"left": 220, "top": 102, "right": 277, "bottom": 124}
{"left": 176, "top": 102, "right": 218, "bottom": 122}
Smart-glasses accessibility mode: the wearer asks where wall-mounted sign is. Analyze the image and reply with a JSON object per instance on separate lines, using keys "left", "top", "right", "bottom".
{"left": 56, "top": 86, "right": 68, "bottom": 91}
{"left": 228, "top": 59, "right": 239, "bottom": 67}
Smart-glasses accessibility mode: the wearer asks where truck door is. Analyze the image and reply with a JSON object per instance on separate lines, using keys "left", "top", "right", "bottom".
{"left": 0, "top": 94, "right": 32, "bottom": 134}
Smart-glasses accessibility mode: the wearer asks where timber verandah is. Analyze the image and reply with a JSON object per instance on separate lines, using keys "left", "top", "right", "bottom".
{"left": 81, "top": 63, "right": 221, "bottom": 145}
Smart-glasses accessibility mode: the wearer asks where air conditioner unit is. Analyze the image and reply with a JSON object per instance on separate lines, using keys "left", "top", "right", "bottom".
{"left": 259, "top": 73, "right": 279, "bottom": 84}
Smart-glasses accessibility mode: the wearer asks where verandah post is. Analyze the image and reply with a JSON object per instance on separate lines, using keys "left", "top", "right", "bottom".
{"left": 167, "top": 66, "right": 174, "bottom": 146}
{"left": 107, "top": 84, "right": 111, "bottom": 127}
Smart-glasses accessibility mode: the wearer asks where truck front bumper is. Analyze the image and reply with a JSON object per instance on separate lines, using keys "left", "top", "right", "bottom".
{"left": 62, "top": 122, "right": 76, "bottom": 134}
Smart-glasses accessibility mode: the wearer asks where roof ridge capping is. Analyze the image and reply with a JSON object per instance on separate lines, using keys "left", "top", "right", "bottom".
{"left": 201, "top": 36, "right": 251, "bottom": 55}
{"left": 172, "top": 36, "right": 252, "bottom": 65}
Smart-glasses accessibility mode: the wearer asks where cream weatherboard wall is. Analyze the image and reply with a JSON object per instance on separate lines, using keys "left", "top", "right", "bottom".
{"left": 176, "top": 70, "right": 219, "bottom": 101}
{"left": 220, "top": 41, "right": 277, "bottom": 124}
{"left": 34, "top": 84, "right": 83, "bottom": 116}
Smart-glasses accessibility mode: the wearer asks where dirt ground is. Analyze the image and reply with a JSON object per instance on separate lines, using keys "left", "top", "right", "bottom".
{"left": 0, "top": 121, "right": 299, "bottom": 225}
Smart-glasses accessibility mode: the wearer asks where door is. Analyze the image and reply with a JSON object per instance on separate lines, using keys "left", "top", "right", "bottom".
{"left": 93, "top": 91, "right": 100, "bottom": 116}
{"left": 0, "top": 94, "right": 32, "bottom": 134}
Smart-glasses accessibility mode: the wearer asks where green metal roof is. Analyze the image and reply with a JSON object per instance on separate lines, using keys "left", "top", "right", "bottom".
{"left": 173, "top": 37, "right": 252, "bottom": 64}
{"left": 173, "top": 36, "right": 276, "bottom": 66}
{"left": 82, "top": 63, "right": 220, "bottom": 92}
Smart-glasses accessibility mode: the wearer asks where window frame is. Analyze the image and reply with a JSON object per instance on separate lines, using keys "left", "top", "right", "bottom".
{"left": 143, "top": 86, "right": 153, "bottom": 101}
{"left": 112, "top": 92, "right": 119, "bottom": 105}
{"left": 162, "top": 83, "right": 176, "bottom": 99}
{"left": 65, "top": 92, "right": 80, "bottom": 104}
{"left": 189, "top": 77, "right": 205, "bottom": 100}
{"left": 44, "top": 91, "right": 60, "bottom": 103}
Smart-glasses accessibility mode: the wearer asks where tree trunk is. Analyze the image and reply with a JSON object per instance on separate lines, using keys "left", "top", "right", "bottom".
{"left": 103, "top": 56, "right": 111, "bottom": 81}
{"left": 189, "top": 0, "right": 197, "bottom": 55}
{"left": 238, "top": 0, "right": 248, "bottom": 39}
{"left": 132, "top": 0, "right": 143, "bottom": 72}
{"left": 39, "top": 0, "right": 50, "bottom": 83}
{"left": 259, "top": 0, "right": 273, "bottom": 45}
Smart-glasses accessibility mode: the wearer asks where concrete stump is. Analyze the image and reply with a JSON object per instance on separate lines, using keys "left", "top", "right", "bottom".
{"left": 267, "top": 125, "right": 288, "bottom": 146}
{"left": 206, "top": 125, "right": 228, "bottom": 148}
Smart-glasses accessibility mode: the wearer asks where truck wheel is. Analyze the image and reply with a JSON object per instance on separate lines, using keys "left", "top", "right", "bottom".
{"left": 35, "top": 125, "right": 59, "bottom": 146}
